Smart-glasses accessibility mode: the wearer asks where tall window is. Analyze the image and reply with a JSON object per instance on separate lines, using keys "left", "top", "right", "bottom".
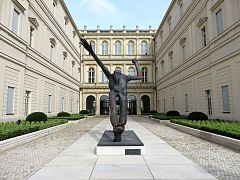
{"left": 182, "top": 45, "right": 186, "bottom": 61}
{"left": 70, "top": 99, "right": 73, "bottom": 112}
{"left": 142, "top": 67, "right": 148, "bottom": 82}
{"left": 216, "top": 9, "right": 223, "bottom": 34}
{"left": 201, "top": 26, "right": 207, "bottom": 47}
{"left": 6, "top": 87, "right": 15, "bottom": 115}
{"left": 128, "top": 41, "right": 134, "bottom": 55}
{"left": 29, "top": 26, "right": 34, "bottom": 46}
{"left": 53, "top": 0, "right": 57, "bottom": 16}
{"left": 185, "top": 94, "right": 189, "bottom": 112}
{"left": 180, "top": 3, "right": 183, "bottom": 17}
{"left": 205, "top": 90, "right": 212, "bottom": 115}
{"left": 168, "top": 22, "right": 172, "bottom": 33}
{"left": 163, "top": 99, "right": 166, "bottom": 111}
{"left": 88, "top": 68, "right": 95, "bottom": 83}
{"left": 222, "top": 85, "right": 230, "bottom": 112}
{"left": 49, "top": 38, "right": 56, "bottom": 62}
{"left": 115, "top": 67, "right": 122, "bottom": 72}
{"left": 12, "top": 9, "right": 20, "bottom": 34}
{"left": 115, "top": 41, "right": 121, "bottom": 55}
{"left": 128, "top": 67, "right": 135, "bottom": 76}
{"left": 102, "top": 71, "right": 108, "bottom": 83}
{"left": 102, "top": 41, "right": 108, "bottom": 55}
{"left": 172, "top": 97, "right": 175, "bottom": 110}
{"left": 141, "top": 41, "right": 148, "bottom": 55}
{"left": 48, "top": 95, "right": 52, "bottom": 113}
{"left": 24, "top": 91, "right": 31, "bottom": 116}
{"left": 61, "top": 97, "right": 65, "bottom": 112}
{"left": 161, "top": 61, "right": 165, "bottom": 76}
{"left": 90, "top": 41, "right": 96, "bottom": 53}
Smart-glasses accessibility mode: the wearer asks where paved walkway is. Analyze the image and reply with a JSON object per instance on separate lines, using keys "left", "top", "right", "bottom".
{"left": 28, "top": 117, "right": 216, "bottom": 180}
{"left": 1, "top": 116, "right": 240, "bottom": 179}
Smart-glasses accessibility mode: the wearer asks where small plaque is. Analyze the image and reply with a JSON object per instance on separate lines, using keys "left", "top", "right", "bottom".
{"left": 125, "top": 149, "right": 141, "bottom": 155}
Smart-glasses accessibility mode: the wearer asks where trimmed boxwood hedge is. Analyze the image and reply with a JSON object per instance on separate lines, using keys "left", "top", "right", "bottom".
{"left": 80, "top": 110, "right": 88, "bottom": 114}
{"left": 57, "top": 111, "right": 71, "bottom": 117}
{"left": 171, "top": 119, "right": 240, "bottom": 140}
{"left": 187, "top": 112, "right": 208, "bottom": 121}
{"left": 0, "top": 119, "right": 68, "bottom": 141}
{"left": 153, "top": 113, "right": 186, "bottom": 120}
{"left": 26, "top": 112, "right": 47, "bottom": 123}
{"left": 166, "top": 111, "right": 180, "bottom": 117}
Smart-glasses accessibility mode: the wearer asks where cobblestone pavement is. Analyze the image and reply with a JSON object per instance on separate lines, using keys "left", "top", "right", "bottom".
{"left": 131, "top": 115, "right": 240, "bottom": 180}
{"left": 0, "top": 117, "right": 105, "bottom": 180}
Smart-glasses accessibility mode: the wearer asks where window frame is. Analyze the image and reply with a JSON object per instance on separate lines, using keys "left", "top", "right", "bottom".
{"left": 6, "top": 86, "right": 15, "bottom": 115}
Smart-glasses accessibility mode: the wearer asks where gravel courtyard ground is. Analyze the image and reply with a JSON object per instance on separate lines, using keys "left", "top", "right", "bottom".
{"left": 131, "top": 115, "right": 240, "bottom": 180}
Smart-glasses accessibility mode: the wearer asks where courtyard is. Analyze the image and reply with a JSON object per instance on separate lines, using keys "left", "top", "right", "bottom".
{"left": 0, "top": 116, "right": 239, "bottom": 179}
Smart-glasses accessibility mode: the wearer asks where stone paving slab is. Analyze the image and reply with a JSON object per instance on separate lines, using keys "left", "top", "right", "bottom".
{"left": 29, "top": 117, "right": 217, "bottom": 180}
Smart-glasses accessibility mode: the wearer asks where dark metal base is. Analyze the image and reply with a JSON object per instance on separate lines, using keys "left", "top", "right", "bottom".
{"left": 97, "top": 130, "right": 144, "bottom": 146}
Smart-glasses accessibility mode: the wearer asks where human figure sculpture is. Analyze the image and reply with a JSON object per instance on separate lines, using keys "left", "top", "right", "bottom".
{"left": 80, "top": 38, "right": 143, "bottom": 142}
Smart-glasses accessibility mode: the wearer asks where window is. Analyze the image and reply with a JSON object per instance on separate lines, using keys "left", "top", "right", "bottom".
{"left": 201, "top": 26, "right": 207, "bottom": 47}
{"left": 115, "top": 41, "right": 121, "bottom": 55}
{"left": 70, "top": 99, "right": 73, "bottom": 112}
{"left": 102, "top": 41, "right": 108, "bottom": 55}
{"left": 141, "top": 41, "right": 148, "bottom": 55}
{"left": 90, "top": 41, "right": 96, "bottom": 53}
{"left": 29, "top": 26, "right": 34, "bottom": 46}
{"left": 128, "top": 67, "right": 135, "bottom": 76}
{"left": 115, "top": 67, "right": 122, "bottom": 73}
{"left": 180, "top": 3, "right": 183, "bottom": 17}
{"left": 63, "top": 51, "right": 67, "bottom": 70}
{"left": 12, "top": 9, "right": 20, "bottom": 34}
{"left": 168, "top": 52, "right": 174, "bottom": 70}
{"left": 88, "top": 68, "right": 95, "bottom": 83}
{"left": 49, "top": 38, "right": 56, "bottom": 61}
{"left": 6, "top": 87, "right": 15, "bottom": 115}
{"left": 185, "top": 94, "right": 189, "bottom": 112}
{"left": 163, "top": 99, "right": 166, "bottom": 111}
{"left": 205, "top": 90, "right": 212, "bottom": 115}
{"left": 142, "top": 67, "right": 148, "bottom": 82}
{"left": 168, "top": 22, "right": 172, "bottom": 33}
{"left": 48, "top": 95, "right": 52, "bottom": 113}
{"left": 222, "top": 85, "right": 230, "bottom": 112}
{"left": 61, "top": 97, "right": 65, "bottom": 112}
{"left": 53, "top": 0, "right": 57, "bottom": 16}
{"left": 102, "top": 71, "right": 108, "bottom": 83}
{"left": 172, "top": 97, "right": 175, "bottom": 110}
{"left": 128, "top": 41, "right": 134, "bottom": 55}
{"left": 182, "top": 45, "right": 186, "bottom": 61}
{"left": 216, "top": 9, "right": 223, "bottom": 34}
{"left": 161, "top": 62, "right": 165, "bottom": 76}
{"left": 24, "top": 91, "right": 31, "bottom": 116}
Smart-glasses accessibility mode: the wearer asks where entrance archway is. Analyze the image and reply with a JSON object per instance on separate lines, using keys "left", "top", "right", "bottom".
{"left": 128, "top": 95, "right": 137, "bottom": 115}
{"left": 141, "top": 95, "right": 150, "bottom": 113}
{"left": 100, "top": 95, "right": 109, "bottom": 115}
{"left": 86, "top": 95, "right": 95, "bottom": 114}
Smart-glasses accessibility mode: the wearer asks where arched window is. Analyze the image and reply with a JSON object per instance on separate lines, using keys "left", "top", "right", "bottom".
{"left": 141, "top": 41, "right": 148, "bottom": 55}
{"left": 115, "top": 41, "right": 121, "bottom": 55}
{"left": 102, "top": 41, "right": 108, "bottom": 55}
{"left": 128, "top": 67, "right": 135, "bottom": 76}
{"left": 128, "top": 41, "right": 134, "bottom": 55}
{"left": 142, "top": 67, "right": 148, "bottom": 82}
{"left": 86, "top": 95, "right": 95, "bottom": 114}
{"left": 88, "top": 68, "right": 95, "bottom": 83}
{"left": 90, "top": 41, "right": 95, "bottom": 53}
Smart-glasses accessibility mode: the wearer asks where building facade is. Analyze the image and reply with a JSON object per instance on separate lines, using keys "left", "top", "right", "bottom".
{"left": 0, "top": 0, "right": 81, "bottom": 122}
{"left": 79, "top": 26, "right": 156, "bottom": 115}
{"left": 154, "top": 0, "right": 240, "bottom": 120}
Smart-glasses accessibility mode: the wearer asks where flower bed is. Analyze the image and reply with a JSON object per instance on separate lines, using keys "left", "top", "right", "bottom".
{"left": 171, "top": 119, "right": 240, "bottom": 140}
{"left": 0, "top": 119, "right": 68, "bottom": 141}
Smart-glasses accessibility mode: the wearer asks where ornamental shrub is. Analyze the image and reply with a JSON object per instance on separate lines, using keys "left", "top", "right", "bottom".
{"left": 187, "top": 112, "right": 208, "bottom": 121}
{"left": 57, "top": 111, "right": 70, "bottom": 117}
{"left": 26, "top": 112, "right": 47, "bottom": 123}
{"left": 79, "top": 110, "right": 88, "bottom": 114}
{"left": 166, "top": 110, "right": 180, "bottom": 116}
{"left": 150, "top": 110, "right": 157, "bottom": 114}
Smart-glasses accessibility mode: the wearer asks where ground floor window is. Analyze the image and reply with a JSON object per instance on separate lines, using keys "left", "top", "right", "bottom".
{"left": 141, "top": 95, "right": 150, "bottom": 113}
{"left": 86, "top": 95, "right": 96, "bottom": 114}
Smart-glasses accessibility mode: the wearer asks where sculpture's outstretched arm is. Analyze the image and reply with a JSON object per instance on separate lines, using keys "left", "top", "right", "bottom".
{"left": 128, "top": 58, "right": 144, "bottom": 81}
{"left": 80, "top": 37, "right": 111, "bottom": 78}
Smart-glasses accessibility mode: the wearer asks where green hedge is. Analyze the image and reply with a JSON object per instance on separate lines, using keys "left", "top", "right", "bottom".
{"left": 153, "top": 113, "right": 186, "bottom": 120}
{"left": 0, "top": 119, "right": 68, "bottom": 141}
{"left": 171, "top": 119, "right": 240, "bottom": 140}
{"left": 50, "top": 114, "right": 85, "bottom": 120}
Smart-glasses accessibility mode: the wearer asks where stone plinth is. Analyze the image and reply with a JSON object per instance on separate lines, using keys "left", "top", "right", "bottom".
{"left": 97, "top": 130, "right": 145, "bottom": 155}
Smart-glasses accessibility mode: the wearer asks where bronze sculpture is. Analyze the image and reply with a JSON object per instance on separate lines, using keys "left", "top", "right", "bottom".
{"left": 80, "top": 38, "right": 143, "bottom": 142}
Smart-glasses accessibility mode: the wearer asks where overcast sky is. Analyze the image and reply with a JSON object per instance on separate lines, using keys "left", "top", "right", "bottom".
{"left": 64, "top": 0, "right": 172, "bottom": 30}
